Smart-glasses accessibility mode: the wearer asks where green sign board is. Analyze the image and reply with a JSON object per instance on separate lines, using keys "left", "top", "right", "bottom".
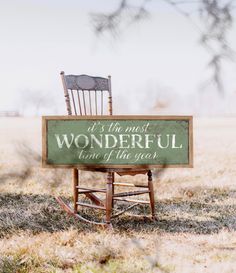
{"left": 42, "top": 116, "right": 193, "bottom": 168}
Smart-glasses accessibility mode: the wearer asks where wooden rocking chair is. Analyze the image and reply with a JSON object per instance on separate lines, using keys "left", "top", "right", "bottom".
{"left": 57, "top": 71, "right": 155, "bottom": 227}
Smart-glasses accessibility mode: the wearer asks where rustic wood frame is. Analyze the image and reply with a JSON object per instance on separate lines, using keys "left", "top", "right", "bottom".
{"left": 42, "top": 115, "right": 193, "bottom": 169}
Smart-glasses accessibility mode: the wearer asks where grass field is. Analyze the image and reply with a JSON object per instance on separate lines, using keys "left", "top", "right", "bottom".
{"left": 0, "top": 117, "right": 236, "bottom": 273}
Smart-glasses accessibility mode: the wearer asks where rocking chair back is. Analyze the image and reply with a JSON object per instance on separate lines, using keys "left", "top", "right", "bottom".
{"left": 60, "top": 72, "right": 112, "bottom": 116}
{"left": 58, "top": 71, "right": 155, "bottom": 227}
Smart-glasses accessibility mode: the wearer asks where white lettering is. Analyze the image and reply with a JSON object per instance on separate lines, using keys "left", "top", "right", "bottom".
{"left": 119, "top": 134, "right": 130, "bottom": 148}
{"left": 157, "top": 134, "right": 170, "bottom": 149}
{"left": 74, "top": 134, "right": 89, "bottom": 148}
{"left": 105, "top": 134, "right": 118, "bottom": 148}
{"left": 55, "top": 133, "right": 74, "bottom": 149}
{"left": 171, "top": 134, "right": 183, "bottom": 149}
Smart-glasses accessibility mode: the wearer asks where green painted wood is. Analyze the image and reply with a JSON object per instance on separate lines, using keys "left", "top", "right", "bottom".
{"left": 43, "top": 116, "right": 193, "bottom": 168}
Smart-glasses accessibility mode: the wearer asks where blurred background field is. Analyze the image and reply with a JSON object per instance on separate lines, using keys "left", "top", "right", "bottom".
{"left": 1, "top": 0, "right": 236, "bottom": 272}
{"left": 0, "top": 116, "right": 235, "bottom": 272}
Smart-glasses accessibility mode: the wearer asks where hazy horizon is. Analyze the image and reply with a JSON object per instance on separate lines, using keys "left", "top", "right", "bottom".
{"left": 0, "top": 0, "right": 236, "bottom": 116}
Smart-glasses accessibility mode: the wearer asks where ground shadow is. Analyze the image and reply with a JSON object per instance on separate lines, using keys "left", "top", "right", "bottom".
{"left": 115, "top": 187, "right": 236, "bottom": 233}
{"left": 0, "top": 193, "right": 94, "bottom": 237}
{"left": 0, "top": 188, "right": 235, "bottom": 236}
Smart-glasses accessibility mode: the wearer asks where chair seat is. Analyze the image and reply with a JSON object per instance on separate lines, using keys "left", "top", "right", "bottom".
{"left": 115, "top": 169, "right": 149, "bottom": 176}
{"left": 77, "top": 167, "right": 149, "bottom": 176}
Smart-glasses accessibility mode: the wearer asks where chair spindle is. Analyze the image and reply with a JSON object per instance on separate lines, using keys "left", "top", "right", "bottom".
{"left": 89, "top": 92, "right": 92, "bottom": 115}
{"left": 70, "top": 90, "right": 77, "bottom": 115}
{"left": 95, "top": 91, "right": 98, "bottom": 115}
{"left": 76, "top": 90, "right": 82, "bottom": 115}
{"left": 82, "top": 90, "right": 86, "bottom": 115}
{"left": 101, "top": 91, "right": 103, "bottom": 115}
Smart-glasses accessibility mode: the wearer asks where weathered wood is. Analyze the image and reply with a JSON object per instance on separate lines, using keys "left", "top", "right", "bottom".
{"left": 101, "top": 91, "right": 103, "bottom": 115}
{"left": 89, "top": 92, "right": 92, "bottom": 115}
{"left": 73, "top": 168, "right": 79, "bottom": 213}
{"left": 56, "top": 197, "right": 107, "bottom": 225}
{"left": 113, "top": 198, "right": 150, "bottom": 204}
{"left": 106, "top": 172, "right": 113, "bottom": 224}
{"left": 82, "top": 90, "right": 86, "bottom": 115}
{"left": 95, "top": 91, "right": 98, "bottom": 115}
{"left": 76, "top": 90, "right": 83, "bottom": 115}
{"left": 77, "top": 187, "right": 106, "bottom": 193}
{"left": 111, "top": 203, "right": 139, "bottom": 218}
{"left": 113, "top": 182, "right": 148, "bottom": 188}
{"left": 148, "top": 170, "right": 155, "bottom": 219}
{"left": 60, "top": 71, "right": 72, "bottom": 115}
{"left": 64, "top": 74, "right": 109, "bottom": 91}
{"left": 116, "top": 170, "right": 148, "bottom": 176}
{"left": 108, "top": 75, "right": 112, "bottom": 115}
{"left": 84, "top": 192, "right": 104, "bottom": 206}
{"left": 56, "top": 72, "right": 161, "bottom": 225}
{"left": 113, "top": 190, "right": 150, "bottom": 198}
{"left": 76, "top": 202, "right": 106, "bottom": 210}
{"left": 70, "top": 90, "right": 77, "bottom": 115}
{"left": 78, "top": 190, "right": 104, "bottom": 194}
{"left": 111, "top": 172, "right": 115, "bottom": 208}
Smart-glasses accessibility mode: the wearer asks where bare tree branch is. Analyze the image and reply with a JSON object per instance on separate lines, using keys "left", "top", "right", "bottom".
{"left": 90, "top": 0, "right": 235, "bottom": 95}
{"left": 91, "top": 0, "right": 150, "bottom": 38}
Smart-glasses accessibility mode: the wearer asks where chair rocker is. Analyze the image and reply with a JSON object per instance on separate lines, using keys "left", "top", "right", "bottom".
{"left": 56, "top": 71, "right": 156, "bottom": 227}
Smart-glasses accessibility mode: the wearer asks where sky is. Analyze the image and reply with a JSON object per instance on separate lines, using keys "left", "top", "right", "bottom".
{"left": 0, "top": 0, "right": 236, "bottom": 115}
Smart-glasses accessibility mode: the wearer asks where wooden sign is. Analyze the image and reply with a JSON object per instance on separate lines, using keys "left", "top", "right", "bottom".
{"left": 42, "top": 116, "right": 193, "bottom": 168}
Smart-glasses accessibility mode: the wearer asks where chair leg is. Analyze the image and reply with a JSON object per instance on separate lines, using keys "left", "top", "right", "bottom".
{"left": 73, "top": 168, "right": 79, "bottom": 213}
{"left": 111, "top": 172, "right": 115, "bottom": 208}
{"left": 148, "top": 170, "right": 155, "bottom": 219}
{"left": 106, "top": 172, "right": 113, "bottom": 226}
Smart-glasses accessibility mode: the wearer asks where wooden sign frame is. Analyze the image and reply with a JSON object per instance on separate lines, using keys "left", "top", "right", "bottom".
{"left": 42, "top": 115, "right": 193, "bottom": 169}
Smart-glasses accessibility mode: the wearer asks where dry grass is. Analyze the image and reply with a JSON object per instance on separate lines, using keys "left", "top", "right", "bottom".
{"left": 0, "top": 117, "right": 236, "bottom": 272}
